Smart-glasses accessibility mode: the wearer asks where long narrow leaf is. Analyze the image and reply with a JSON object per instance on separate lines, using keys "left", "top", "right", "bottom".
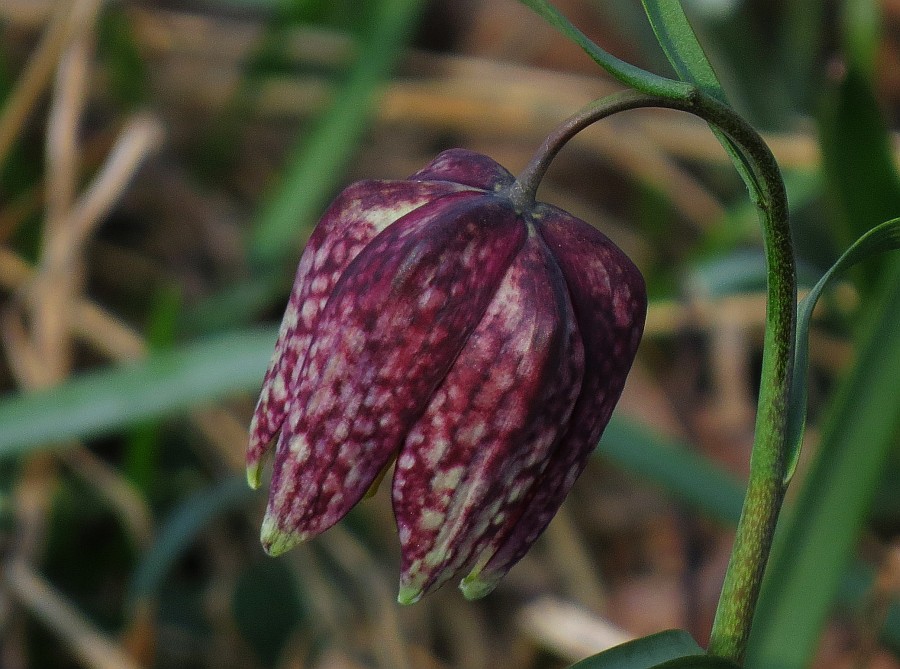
{"left": 569, "top": 630, "right": 703, "bottom": 669}
{"left": 518, "top": 0, "right": 692, "bottom": 100}
{"left": 638, "top": 0, "right": 759, "bottom": 203}
{"left": 0, "top": 328, "right": 277, "bottom": 457}
{"left": 521, "top": 0, "right": 763, "bottom": 223}
{"left": 639, "top": 0, "right": 724, "bottom": 101}
{"left": 819, "top": 69, "right": 900, "bottom": 253}
{"left": 601, "top": 416, "right": 745, "bottom": 525}
{"left": 652, "top": 657, "right": 739, "bottom": 669}
{"left": 784, "top": 218, "right": 900, "bottom": 481}
{"left": 249, "top": 0, "right": 426, "bottom": 269}
{"left": 128, "top": 476, "right": 254, "bottom": 603}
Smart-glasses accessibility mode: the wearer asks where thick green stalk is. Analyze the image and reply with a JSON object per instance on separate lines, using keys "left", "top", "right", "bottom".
{"left": 691, "top": 96, "right": 796, "bottom": 664}
{"left": 513, "top": 90, "right": 796, "bottom": 664}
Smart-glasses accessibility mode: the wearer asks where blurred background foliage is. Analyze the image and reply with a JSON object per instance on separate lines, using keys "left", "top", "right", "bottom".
{"left": 0, "top": 0, "right": 898, "bottom": 667}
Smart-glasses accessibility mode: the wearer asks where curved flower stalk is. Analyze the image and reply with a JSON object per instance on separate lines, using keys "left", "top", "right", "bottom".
{"left": 248, "top": 148, "right": 647, "bottom": 603}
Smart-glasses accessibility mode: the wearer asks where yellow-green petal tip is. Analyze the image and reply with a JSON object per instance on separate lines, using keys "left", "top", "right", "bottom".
{"left": 397, "top": 585, "right": 423, "bottom": 606}
{"left": 246, "top": 463, "right": 262, "bottom": 490}
{"left": 459, "top": 572, "right": 499, "bottom": 600}
{"left": 260, "top": 514, "right": 301, "bottom": 557}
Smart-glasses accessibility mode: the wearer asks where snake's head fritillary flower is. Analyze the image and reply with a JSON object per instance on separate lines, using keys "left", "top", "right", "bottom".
{"left": 247, "top": 149, "right": 646, "bottom": 603}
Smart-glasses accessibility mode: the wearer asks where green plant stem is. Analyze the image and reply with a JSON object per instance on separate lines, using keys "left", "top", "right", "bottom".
{"left": 513, "top": 89, "right": 796, "bottom": 664}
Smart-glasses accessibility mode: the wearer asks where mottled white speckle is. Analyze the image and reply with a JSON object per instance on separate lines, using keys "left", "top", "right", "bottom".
{"left": 457, "top": 422, "right": 487, "bottom": 445}
{"left": 344, "top": 328, "right": 365, "bottom": 354}
{"left": 434, "top": 466, "right": 464, "bottom": 491}
{"left": 272, "top": 375, "right": 288, "bottom": 401}
{"left": 303, "top": 359, "right": 320, "bottom": 383}
{"left": 398, "top": 452, "right": 415, "bottom": 470}
{"left": 420, "top": 510, "right": 445, "bottom": 530}
{"left": 300, "top": 300, "right": 317, "bottom": 325}
{"left": 356, "top": 417, "right": 376, "bottom": 436}
{"left": 425, "top": 548, "right": 449, "bottom": 567}
{"left": 331, "top": 241, "right": 347, "bottom": 265}
{"left": 344, "top": 466, "right": 361, "bottom": 488}
{"left": 308, "top": 387, "right": 335, "bottom": 414}
{"left": 314, "top": 246, "right": 330, "bottom": 270}
{"left": 418, "top": 287, "right": 447, "bottom": 311}
{"left": 289, "top": 434, "right": 311, "bottom": 461}
{"left": 333, "top": 420, "right": 350, "bottom": 441}
{"left": 508, "top": 481, "right": 527, "bottom": 503}
{"left": 426, "top": 438, "right": 450, "bottom": 466}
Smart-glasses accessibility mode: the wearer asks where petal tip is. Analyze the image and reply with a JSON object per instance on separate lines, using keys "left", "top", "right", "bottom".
{"left": 260, "top": 514, "right": 303, "bottom": 557}
{"left": 459, "top": 571, "right": 500, "bottom": 601}
{"left": 246, "top": 430, "right": 275, "bottom": 490}
{"left": 246, "top": 462, "right": 262, "bottom": 490}
{"left": 397, "top": 585, "right": 423, "bottom": 606}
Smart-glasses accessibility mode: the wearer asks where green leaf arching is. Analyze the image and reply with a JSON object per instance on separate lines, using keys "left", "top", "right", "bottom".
{"left": 568, "top": 629, "right": 702, "bottom": 669}
{"left": 784, "top": 217, "right": 900, "bottom": 483}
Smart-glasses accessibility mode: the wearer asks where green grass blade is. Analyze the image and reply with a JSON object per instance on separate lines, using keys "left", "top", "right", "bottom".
{"left": 820, "top": 69, "right": 900, "bottom": 255}
{"left": 602, "top": 410, "right": 900, "bottom": 652}
{"left": 638, "top": 0, "right": 760, "bottom": 204}
{"left": 777, "top": 0, "right": 826, "bottom": 112}
{"left": 843, "top": 0, "right": 881, "bottom": 79}
{"left": 0, "top": 328, "right": 277, "bottom": 457}
{"left": 128, "top": 476, "right": 254, "bottom": 603}
{"left": 517, "top": 0, "right": 692, "bottom": 100}
{"left": 784, "top": 218, "right": 900, "bottom": 481}
{"left": 601, "top": 417, "right": 745, "bottom": 525}
{"left": 569, "top": 629, "right": 703, "bottom": 669}
{"left": 124, "top": 286, "right": 183, "bottom": 491}
{"left": 652, "top": 657, "right": 740, "bottom": 669}
{"left": 639, "top": 0, "right": 724, "bottom": 102}
{"left": 248, "top": 0, "right": 426, "bottom": 270}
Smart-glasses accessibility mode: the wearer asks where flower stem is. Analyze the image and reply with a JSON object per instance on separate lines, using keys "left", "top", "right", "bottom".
{"left": 515, "top": 89, "right": 796, "bottom": 664}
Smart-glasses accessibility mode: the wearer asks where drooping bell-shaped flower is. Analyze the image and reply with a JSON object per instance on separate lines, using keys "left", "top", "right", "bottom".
{"left": 247, "top": 148, "right": 646, "bottom": 603}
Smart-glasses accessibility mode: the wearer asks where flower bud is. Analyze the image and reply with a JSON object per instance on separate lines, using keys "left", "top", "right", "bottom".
{"left": 248, "top": 149, "right": 646, "bottom": 603}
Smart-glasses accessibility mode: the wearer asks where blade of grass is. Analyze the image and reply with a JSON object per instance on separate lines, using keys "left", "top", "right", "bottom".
{"left": 778, "top": 0, "right": 826, "bottom": 112}
{"left": 638, "top": 0, "right": 724, "bottom": 102}
{"left": 248, "top": 0, "right": 426, "bottom": 270}
{"left": 96, "top": 7, "right": 148, "bottom": 109}
{"left": 652, "top": 657, "right": 739, "bottom": 669}
{"left": 0, "top": 327, "right": 277, "bottom": 457}
{"left": 179, "top": 274, "right": 286, "bottom": 336}
{"left": 783, "top": 218, "right": 900, "bottom": 482}
{"left": 569, "top": 629, "right": 703, "bottom": 669}
{"left": 819, "top": 69, "right": 900, "bottom": 259}
{"left": 127, "top": 476, "right": 253, "bottom": 603}
{"left": 843, "top": 0, "right": 880, "bottom": 79}
{"left": 600, "top": 416, "right": 745, "bottom": 526}
{"left": 605, "top": 405, "right": 900, "bottom": 653}
{"left": 123, "top": 286, "right": 183, "bottom": 492}
{"left": 637, "top": 0, "right": 759, "bottom": 208}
